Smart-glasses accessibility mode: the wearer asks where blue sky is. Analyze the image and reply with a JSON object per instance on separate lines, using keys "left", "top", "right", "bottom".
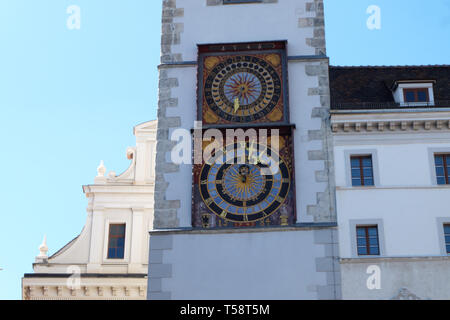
{"left": 0, "top": 0, "right": 448, "bottom": 300}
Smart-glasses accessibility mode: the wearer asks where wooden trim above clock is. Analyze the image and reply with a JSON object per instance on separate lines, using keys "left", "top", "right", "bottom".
{"left": 198, "top": 40, "right": 287, "bottom": 54}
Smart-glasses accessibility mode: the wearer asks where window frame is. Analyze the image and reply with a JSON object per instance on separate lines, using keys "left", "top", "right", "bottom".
{"left": 434, "top": 153, "right": 450, "bottom": 185}
{"left": 428, "top": 148, "right": 450, "bottom": 186}
{"left": 349, "top": 219, "right": 386, "bottom": 258}
{"left": 344, "top": 149, "right": 379, "bottom": 188}
{"left": 350, "top": 155, "right": 375, "bottom": 187}
{"left": 107, "top": 223, "right": 126, "bottom": 260}
{"left": 356, "top": 225, "right": 380, "bottom": 256}
{"left": 445, "top": 224, "right": 450, "bottom": 255}
{"left": 394, "top": 82, "right": 435, "bottom": 107}
{"left": 403, "top": 87, "right": 430, "bottom": 103}
{"left": 436, "top": 218, "right": 450, "bottom": 256}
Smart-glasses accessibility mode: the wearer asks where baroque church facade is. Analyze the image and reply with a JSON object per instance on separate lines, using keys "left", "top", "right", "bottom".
{"left": 22, "top": 0, "right": 450, "bottom": 300}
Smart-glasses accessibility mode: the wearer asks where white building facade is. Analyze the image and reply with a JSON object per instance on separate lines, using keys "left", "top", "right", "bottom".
{"left": 22, "top": 121, "right": 157, "bottom": 300}
{"left": 330, "top": 66, "right": 450, "bottom": 300}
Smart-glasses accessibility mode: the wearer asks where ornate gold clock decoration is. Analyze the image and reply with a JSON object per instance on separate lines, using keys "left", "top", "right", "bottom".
{"left": 198, "top": 41, "right": 289, "bottom": 126}
{"left": 193, "top": 41, "right": 295, "bottom": 229}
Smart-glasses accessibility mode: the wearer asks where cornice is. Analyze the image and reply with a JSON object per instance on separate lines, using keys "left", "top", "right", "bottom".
{"left": 157, "top": 55, "right": 329, "bottom": 69}
{"left": 336, "top": 185, "right": 450, "bottom": 191}
{"left": 340, "top": 256, "right": 450, "bottom": 264}
{"left": 82, "top": 184, "right": 155, "bottom": 194}
{"left": 331, "top": 107, "right": 450, "bottom": 115}
{"left": 22, "top": 283, "right": 147, "bottom": 300}
{"left": 149, "top": 222, "right": 338, "bottom": 236}
{"left": 24, "top": 273, "right": 147, "bottom": 278}
{"left": 331, "top": 119, "right": 450, "bottom": 133}
{"left": 133, "top": 119, "right": 157, "bottom": 135}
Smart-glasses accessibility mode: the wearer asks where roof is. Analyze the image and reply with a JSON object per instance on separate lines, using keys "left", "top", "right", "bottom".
{"left": 329, "top": 65, "right": 450, "bottom": 110}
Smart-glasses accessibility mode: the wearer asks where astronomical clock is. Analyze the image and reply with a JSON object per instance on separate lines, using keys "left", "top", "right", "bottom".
{"left": 192, "top": 41, "right": 296, "bottom": 228}
{"left": 198, "top": 41, "right": 289, "bottom": 126}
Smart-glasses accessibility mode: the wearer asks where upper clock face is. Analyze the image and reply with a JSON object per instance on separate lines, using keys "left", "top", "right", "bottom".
{"left": 199, "top": 44, "right": 288, "bottom": 126}
{"left": 204, "top": 55, "right": 282, "bottom": 123}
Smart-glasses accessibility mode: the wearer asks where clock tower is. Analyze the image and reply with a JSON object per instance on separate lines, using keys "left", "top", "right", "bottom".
{"left": 150, "top": 0, "right": 339, "bottom": 300}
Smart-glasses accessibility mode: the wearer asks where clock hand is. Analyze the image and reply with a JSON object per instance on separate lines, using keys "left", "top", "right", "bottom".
{"left": 233, "top": 97, "right": 240, "bottom": 114}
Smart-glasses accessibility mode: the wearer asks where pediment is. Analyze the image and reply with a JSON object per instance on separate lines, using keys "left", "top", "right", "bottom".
{"left": 134, "top": 120, "right": 157, "bottom": 135}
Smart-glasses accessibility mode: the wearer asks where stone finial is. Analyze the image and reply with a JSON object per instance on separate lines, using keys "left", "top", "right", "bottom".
{"left": 94, "top": 160, "right": 108, "bottom": 184}
{"left": 38, "top": 235, "right": 48, "bottom": 257}
{"left": 97, "top": 160, "right": 106, "bottom": 177}
{"left": 35, "top": 235, "right": 48, "bottom": 263}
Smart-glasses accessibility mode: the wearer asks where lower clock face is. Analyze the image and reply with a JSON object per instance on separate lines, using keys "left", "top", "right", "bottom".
{"left": 198, "top": 143, "right": 290, "bottom": 223}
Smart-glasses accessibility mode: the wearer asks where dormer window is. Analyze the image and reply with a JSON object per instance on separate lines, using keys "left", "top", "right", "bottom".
{"left": 391, "top": 80, "right": 435, "bottom": 107}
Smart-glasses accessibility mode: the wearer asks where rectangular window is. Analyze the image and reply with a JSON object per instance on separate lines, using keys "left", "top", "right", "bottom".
{"left": 107, "top": 224, "right": 126, "bottom": 259}
{"left": 435, "top": 154, "right": 450, "bottom": 185}
{"left": 356, "top": 226, "right": 380, "bottom": 256}
{"left": 444, "top": 224, "right": 450, "bottom": 254}
{"left": 351, "top": 155, "right": 374, "bottom": 186}
{"left": 403, "top": 88, "right": 429, "bottom": 103}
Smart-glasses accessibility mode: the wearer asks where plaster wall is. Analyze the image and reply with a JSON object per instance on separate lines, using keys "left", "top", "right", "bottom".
{"left": 148, "top": 228, "right": 340, "bottom": 300}
{"left": 177, "top": 0, "right": 318, "bottom": 61}
{"left": 340, "top": 258, "right": 450, "bottom": 300}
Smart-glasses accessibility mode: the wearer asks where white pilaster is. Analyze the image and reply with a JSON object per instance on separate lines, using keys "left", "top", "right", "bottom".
{"left": 87, "top": 209, "right": 105, "bottom": 272}
{"left": 128, "top": 208, "right": 145, "bottom": 273}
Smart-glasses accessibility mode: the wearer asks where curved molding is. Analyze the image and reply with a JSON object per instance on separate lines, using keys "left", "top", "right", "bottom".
{"left": 106, "top": 147, "right": 137, "bottom": 184}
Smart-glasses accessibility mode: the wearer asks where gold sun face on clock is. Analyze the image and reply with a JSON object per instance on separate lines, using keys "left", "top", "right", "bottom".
{"left": 199, "top": 48, "right": 288, "bottom": 125}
